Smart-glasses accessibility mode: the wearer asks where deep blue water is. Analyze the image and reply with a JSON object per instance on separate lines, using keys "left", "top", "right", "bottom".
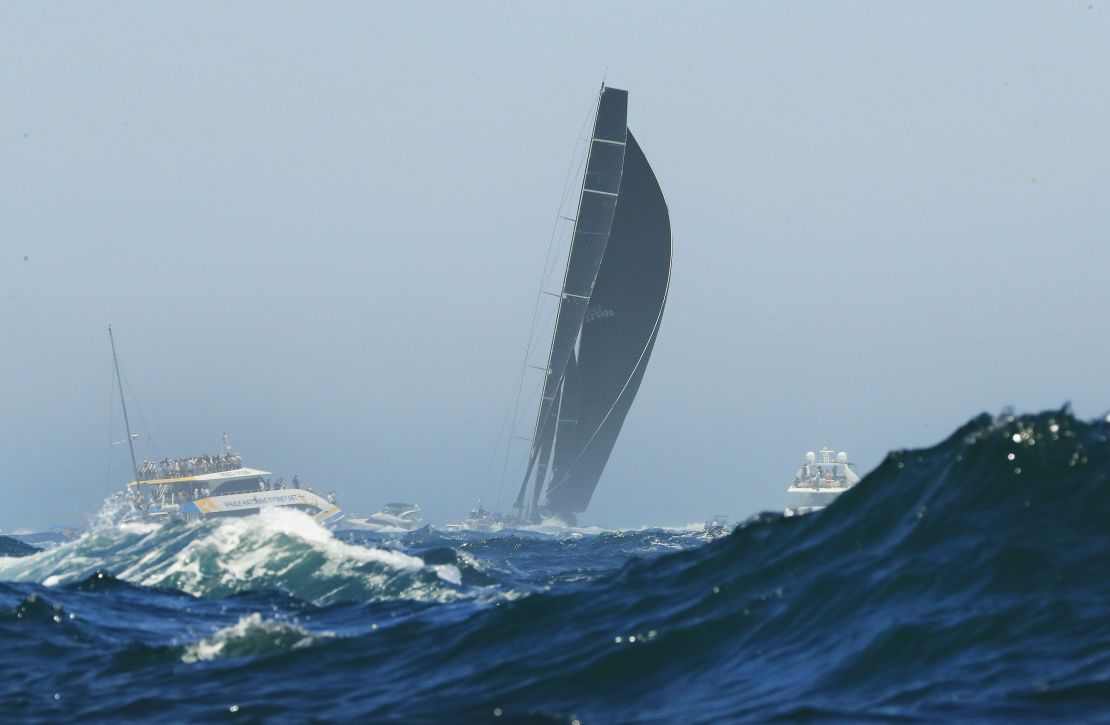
{"left": 2, "top": 410, "right": 1108, "bottom": 723}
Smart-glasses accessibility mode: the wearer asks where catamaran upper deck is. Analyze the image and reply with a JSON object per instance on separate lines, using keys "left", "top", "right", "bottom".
{"left": 134, "top": 453, "right": 243, "bottom": 482}
{"left": 127, "top": 466, "right": 272, "bottom": 488}
{"left": 127, "top": 433, "right": 265, "bottom": 488}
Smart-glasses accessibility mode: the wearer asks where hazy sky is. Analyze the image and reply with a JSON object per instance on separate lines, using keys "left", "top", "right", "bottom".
{"left": 2, "top": 2, "right": 1107, "bottom": 531}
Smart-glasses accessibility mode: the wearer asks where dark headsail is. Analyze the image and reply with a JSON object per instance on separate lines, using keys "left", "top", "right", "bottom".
{"left": 514, "top": 87, "right": 670, "bottom": 521}
{"left": 544, "top": 130, "right": 671, "bottom": 515}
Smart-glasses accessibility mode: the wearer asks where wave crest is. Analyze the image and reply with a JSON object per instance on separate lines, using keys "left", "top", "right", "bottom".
{"left": 181, "top": 613, "right": 328, "bottom": 663}
{"left": 0, "top": 509, "right": 462, "bottom": 606}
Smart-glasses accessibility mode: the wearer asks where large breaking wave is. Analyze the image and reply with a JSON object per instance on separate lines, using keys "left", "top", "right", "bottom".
{"left": 1, "top": 409, "right": 1108, "bottom": 722}
{"left": 0, "top": 508, "right": 462, "bottom": 605}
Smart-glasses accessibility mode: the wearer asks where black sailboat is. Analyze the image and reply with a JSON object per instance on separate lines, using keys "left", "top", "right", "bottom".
{"left": 513, "top": 85, "right": 671, "bottom": 524}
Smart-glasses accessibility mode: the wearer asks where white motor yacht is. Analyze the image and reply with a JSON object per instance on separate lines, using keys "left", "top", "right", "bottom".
{"left": 339, "top": 503, "right": 422, "bottom": 533}
{"left": 784, "top": 447, "right": 861, "bottom": 517}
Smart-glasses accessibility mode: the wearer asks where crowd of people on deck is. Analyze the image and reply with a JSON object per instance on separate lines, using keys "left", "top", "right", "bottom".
{"left": 253, "top": 476, "right": 335, "bottom": 503}
{"left": 149, "top": 486, "right": 214, "bottom": 506}
{"left": 136, "top": 475, "right": 337, "bottom": 508}
{"left": 137, "top": 452, "right": 243, "bottom": 480}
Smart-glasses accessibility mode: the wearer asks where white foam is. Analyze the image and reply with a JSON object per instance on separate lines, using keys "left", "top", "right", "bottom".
{"left": 1, "top": 508, "right": 458, "bottom": 606}
{"left": 135, "top": 508, "right": 428, "bottom": 600}
{"left": 180, "top": 612, "right": 329, "bottom": 663}
{"left": 433, "top": 564, "right": 462, "bottom": 586}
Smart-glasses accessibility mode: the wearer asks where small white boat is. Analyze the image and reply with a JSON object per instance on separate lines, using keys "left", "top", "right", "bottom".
{"left": 444, "top": 505, "right": 510, "bottom": 533}
{"left": 339, "top": 503, "right": 422, "bottom": 533}
{"left": 703, "top": 515, "right": 730, "bottom": 538}
{"left": 784, "top": 447, "right": 861, "bottom": 517}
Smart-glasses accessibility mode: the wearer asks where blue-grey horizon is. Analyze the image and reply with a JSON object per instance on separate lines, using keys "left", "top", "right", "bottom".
{"left": 2, "top": 1, "right": 1107, "bottom": 532}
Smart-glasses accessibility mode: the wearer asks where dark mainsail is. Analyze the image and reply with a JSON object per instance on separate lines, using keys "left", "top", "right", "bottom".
{"left": 515, "top": 86, "right": 670, "bottom": 522}
{"left": 544, "top": 131, "right": 671, "bottom": 514}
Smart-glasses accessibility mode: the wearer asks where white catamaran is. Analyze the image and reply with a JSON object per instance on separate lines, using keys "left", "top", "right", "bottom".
{"left": 109, "top": 326, "right": 343, "bottom": 526}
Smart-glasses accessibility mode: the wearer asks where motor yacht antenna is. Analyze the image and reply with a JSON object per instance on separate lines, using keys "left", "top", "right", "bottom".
{"left": 109, "top": 325, "right": 142, "bottom": 485}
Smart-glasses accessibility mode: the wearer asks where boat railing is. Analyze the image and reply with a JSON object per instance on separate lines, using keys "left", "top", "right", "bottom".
{"left": 137, "top": 455, "right": 244, "bottom": 481}
{"left": 791, "top": 476, "right": 855, "bottom": 491}
{"left": 141, "top": 482, "right": 333, "bottom": 507}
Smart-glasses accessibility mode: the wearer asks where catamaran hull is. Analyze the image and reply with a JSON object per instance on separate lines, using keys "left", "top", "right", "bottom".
{"left": 175, "top": 489, "right": 343, "bottom": 526}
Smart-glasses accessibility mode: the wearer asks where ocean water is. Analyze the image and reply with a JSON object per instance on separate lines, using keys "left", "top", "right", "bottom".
{"left": 1, "top": 409, "right": 1108, "bottom": 723}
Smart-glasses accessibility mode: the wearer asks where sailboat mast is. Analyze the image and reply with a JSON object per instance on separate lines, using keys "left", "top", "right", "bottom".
{"left": 514, "top": 86, "right": 608, "bottom": 512}
{"left": 109, "top": 325, "right": 141, "bottom": 484}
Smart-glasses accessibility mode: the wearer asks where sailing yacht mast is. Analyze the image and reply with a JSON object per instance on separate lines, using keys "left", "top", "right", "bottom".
{"left": 108, "top": 325, "right": 141, "bottom": 485}
{"left": 513, "top": 84, "right": 629, "bottom": 516}
{"left": 512, "top": 89, "right": 603, "bottom": 517}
